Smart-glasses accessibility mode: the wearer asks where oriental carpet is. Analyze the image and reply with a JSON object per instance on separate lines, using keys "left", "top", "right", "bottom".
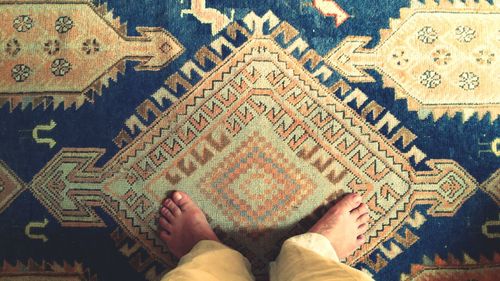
{"left": 0, "top": 1, "right": 499, "bottom": 280}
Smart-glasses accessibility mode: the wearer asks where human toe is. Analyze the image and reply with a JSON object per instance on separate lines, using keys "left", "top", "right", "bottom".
{"left": 164, "top": 199, "right": 182, "bottom": 216}
{"left": 159, "top": 230, "right": 171, "bottom": 242}
{"left": 356, "top": 234, "right": 366, "bottom": 245}
{"left": 159, "top": 217, "right": 172, "bottom": 231}
{"left": 161, "top": 207, "right": 176, "bottom": 222}
{"left": 351, "top": 202, "right": 368, "bottom": 217}
{"left": 357, "top": 213, "right": 370, "bottom": 224}
{"left": 335, "top": 193, "right": 362, "bottom": 213}
{"left": 358, "top": 223, "right": 368, "bottom": 234}
{"left": 172, "top": 191, "right": 193, "bottom": 210}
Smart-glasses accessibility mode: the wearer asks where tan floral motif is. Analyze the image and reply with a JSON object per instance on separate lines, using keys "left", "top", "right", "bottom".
{"left": 44, "top": 39, "right": 60, "bottom": 55}
{"left": 458, "top": 72, "right": 479, "bottom": 91}
{"left": 455, "top": 26, "right": 476, "bottom": 43}
{"left": 420, "top": 70, "right": 441, "bottom": 89}
{"left": 13, "top": 15, "right": 33, "bottom": 32}
{"left": 417, "top": 26, "right": 438, "bottom": 44}
{"left": 11, "top": 64, "right": 31, "bottom": 82}
{"left": 391, "top": 49, "right": 410, "bottom": 68}
{"left": 475, "top": 49, "right": 495, "bottom": 65}
{"left": 432, "top": 48, "right": 451, "bottom": 65}
{"left": 5, "top": 38, "right": 21, "bottom": 56}
{"left": 55, "top": 16, "right": 73, "bottom": 33}
{"left": 82, "top": 38, "right": 100, "bottom": 55}
{"left": 51, "top": 58, "right": 72, "bottom": 76}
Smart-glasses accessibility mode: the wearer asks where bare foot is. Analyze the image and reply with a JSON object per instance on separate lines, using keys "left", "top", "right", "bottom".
{"left": 158, "top": 191, "right": 220, "bottom": 258}
{"left": 309, "top": 193, "right": 369, "bottom": 259}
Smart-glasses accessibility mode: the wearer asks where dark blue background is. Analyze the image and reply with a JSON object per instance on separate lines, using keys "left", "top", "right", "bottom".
{"left": 1, "top": 1, "right": 498, "bottom": 280}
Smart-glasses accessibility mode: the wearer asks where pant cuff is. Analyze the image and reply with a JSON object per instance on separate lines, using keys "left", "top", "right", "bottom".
{"left": 284, "top": 232, "right": 340, "bottom": 262}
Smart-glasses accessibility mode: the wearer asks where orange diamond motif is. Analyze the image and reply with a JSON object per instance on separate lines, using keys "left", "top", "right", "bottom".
{"left": 200, "top": 133, "right": 316, "bottom": 239}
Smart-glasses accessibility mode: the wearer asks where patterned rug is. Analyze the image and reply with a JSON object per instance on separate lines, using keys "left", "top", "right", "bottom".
{"left": 0, "top": 0, "right": 499, "bottom": 280}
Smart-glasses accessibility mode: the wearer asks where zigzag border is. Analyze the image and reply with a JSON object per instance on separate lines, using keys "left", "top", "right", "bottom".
{"left": 113, "top": 10, "right": 430, "bottom": 170}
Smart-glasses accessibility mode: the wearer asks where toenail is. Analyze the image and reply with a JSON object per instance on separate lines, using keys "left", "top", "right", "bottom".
{"left": 174, "top": 192, "right": 182, "bottom": 201}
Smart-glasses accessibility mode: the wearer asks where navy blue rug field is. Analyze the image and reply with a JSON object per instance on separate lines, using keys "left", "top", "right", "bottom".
{"left": 0, "top": 0, "right": 498, "bottom": 280}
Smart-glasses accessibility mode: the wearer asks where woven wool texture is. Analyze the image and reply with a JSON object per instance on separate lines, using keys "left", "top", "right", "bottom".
{"left": 0, "top": 0, "right": 499, "bottom": 280}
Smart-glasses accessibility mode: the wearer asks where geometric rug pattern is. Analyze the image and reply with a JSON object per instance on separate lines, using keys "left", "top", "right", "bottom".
{"left": 0, "top": 1, "right": 498, "bottom": 280}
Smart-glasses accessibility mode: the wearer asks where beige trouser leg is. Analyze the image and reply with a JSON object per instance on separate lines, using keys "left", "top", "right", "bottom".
{"left": 160, "top": 240, "right": 255, "bottom": 281}
{"left": 270, "top": 233, "right": 374, "bottom": 281}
